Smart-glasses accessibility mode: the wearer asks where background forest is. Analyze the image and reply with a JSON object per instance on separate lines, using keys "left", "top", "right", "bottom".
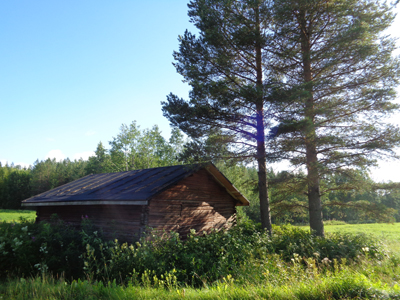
{"left": 1, "top": 121, "right": 399, "bottom": 224}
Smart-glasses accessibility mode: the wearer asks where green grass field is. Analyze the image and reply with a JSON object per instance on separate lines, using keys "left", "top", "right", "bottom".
{"left": 0, "top": 209, "right": 36, "bottom": 223}
{"left": 324, "top": 222, "right": 400, "bottom": 253}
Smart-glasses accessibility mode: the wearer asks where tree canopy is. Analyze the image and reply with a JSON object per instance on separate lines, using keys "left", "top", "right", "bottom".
{"left": 163, "top": 0, "right": 400, "bottom": 236}
{"left": 162, "top": 0, "right": 278, "bottom": 232}
{"left": 267, "top": 0, "right": 400, "bottom": 235}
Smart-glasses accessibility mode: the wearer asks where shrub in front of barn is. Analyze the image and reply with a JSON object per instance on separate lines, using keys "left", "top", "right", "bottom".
{"left": 0, "top": 216, "right": 96, "bottom": 279}
{"left": 80, "top": 222, "right": 386, "bottom": 286}
{"left": 0, "top": 219, "right": 37, "bottom": 279}
{"left": 81, "top": 225, "right": 269, "bottom": 286}
{"left": 0, "top": 217, "right": 387, "bottom": 286}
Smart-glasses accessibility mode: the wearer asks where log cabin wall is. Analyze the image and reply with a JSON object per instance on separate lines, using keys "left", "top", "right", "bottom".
{"left": 148, "top": 169, "right": 237, "bottom": 237}
{"left": 36, "top": 205, "right": 146, "bottom": 242}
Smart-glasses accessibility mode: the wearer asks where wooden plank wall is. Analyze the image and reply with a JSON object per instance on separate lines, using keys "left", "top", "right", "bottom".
{"left": 35, "top": 169, "right": 237, "bottom": 241}
{"left": 148, "top": 169, "right": 236, "bottom": 237}
{"left": 36, "top": 205, "right": 145, "bottom": 242}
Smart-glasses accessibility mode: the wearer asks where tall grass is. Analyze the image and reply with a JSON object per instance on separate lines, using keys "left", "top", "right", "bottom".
{"left": 1, "top": 259, "right": 399, "bottom": 299}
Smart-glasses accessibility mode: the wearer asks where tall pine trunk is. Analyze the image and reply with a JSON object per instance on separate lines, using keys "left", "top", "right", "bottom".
{"left": 256, "top": 126, "right": 272, "bottom": 233}
{"left": 300, "top": 10, "right": 325, "bottom": 237}
{"left": 255, "top": 5, "right": 272, "bottom": 234}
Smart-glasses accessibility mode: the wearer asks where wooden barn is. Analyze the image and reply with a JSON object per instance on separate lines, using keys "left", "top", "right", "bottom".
{"left": 22, "top": 163, "right": 249, "bottom": 241}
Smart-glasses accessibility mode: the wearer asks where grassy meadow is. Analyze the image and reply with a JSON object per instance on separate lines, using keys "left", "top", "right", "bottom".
{"left": 0, "top": 209, "right": 36, "bottom": 223}
{"left": 324, "top": 222, "right": 400, "bottom": 253}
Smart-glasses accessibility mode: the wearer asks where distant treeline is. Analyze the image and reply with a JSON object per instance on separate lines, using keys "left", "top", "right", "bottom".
{"left": 0, "top": 122, "right": 185, "bottom": 209}
{"left": 219, "top": 164, "right": 400, "bottom": 224}
{"left": 1, "top": 121, "right": 399, "bottom": 224}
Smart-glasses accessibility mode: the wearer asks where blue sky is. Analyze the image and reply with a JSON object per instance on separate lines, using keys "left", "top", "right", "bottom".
{"left": 1, "top": 1, "right": 400, "bottom": 182}
{"left": 0, "top": 0, "right": 193, "bottom": 163}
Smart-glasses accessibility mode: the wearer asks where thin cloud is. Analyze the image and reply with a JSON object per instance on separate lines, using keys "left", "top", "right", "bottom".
{"left": 370, "top": 161, "right": 400, "bottom": 183}
{"left": 85, "top": 130, "right": 96, "bottom": 136}
{"left": 0, "top": 159, "right": 30, "bottom": 168}
{"left": 45, "top": 149, "right": 66, "bottom": 162}
{"left": 73, "top": 151, "right": 95, "bottom": 161}
{"left": 15, "top": 162, "right": 31, "bottom": 169}
{"left": 46, "top": 138, "right": 56, "bottom": 142}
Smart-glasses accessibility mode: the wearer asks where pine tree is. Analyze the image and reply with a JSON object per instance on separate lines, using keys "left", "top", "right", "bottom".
{"left": 162, "top": 0, "right": 276, "bottom": 232}
{"left": 85, "top": 142, "right": 114, "bottom": 174}
{"left": 269, "top": 0, "right": 400, "bottom": 236}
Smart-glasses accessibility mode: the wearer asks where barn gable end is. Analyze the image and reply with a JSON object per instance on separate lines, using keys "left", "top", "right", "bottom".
{"left": 148, "top": 169, "right": 237, "bottom": 236}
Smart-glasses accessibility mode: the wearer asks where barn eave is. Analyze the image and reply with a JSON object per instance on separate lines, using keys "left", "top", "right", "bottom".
{"left": 22, "top": 200, "right": 148, "bottom": 207}
{"left": 204, "top": 164, "right": 250, "bottom": 206}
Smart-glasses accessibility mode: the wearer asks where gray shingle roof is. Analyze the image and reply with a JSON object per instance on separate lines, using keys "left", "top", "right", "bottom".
{"left": 22, "top": 163, "right": 249, "bottom": 206}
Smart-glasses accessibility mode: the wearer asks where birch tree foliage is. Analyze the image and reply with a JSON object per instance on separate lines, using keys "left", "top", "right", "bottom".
{"left": 108, "top": 121, "right": 184, "bottom": 171}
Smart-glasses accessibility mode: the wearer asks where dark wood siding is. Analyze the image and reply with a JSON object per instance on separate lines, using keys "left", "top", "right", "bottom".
{"left": 36, "top": 205, "right": 145, "bottom": 242}
{"left": 34, "top": 169, "right": 238, "bottom": 241}
{"left": 148, "top": 169, "right": 236, "bottom": 237}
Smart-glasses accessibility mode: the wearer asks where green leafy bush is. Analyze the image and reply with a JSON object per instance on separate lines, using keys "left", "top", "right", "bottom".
{"left": 0, "top": 215, "right": 98, "bottom": 279}
{"left": 0, "top": 217, "right": 387, "bottom": 286}
{"left": 80, "top": 222, "right": 385, "bottom": 286}
{"left": 0, "top": 219, "right": 37, "bottom": 278}
{"left": 81, "top": 226, "right": 265, "bottom": 286}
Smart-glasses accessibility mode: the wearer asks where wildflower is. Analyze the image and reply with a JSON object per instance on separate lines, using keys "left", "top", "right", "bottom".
{"left": 321, "top": 257, "right": 331, "bottom": 264}
{"left": 32, "top": 236, "right": 36, "bottom": 242}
